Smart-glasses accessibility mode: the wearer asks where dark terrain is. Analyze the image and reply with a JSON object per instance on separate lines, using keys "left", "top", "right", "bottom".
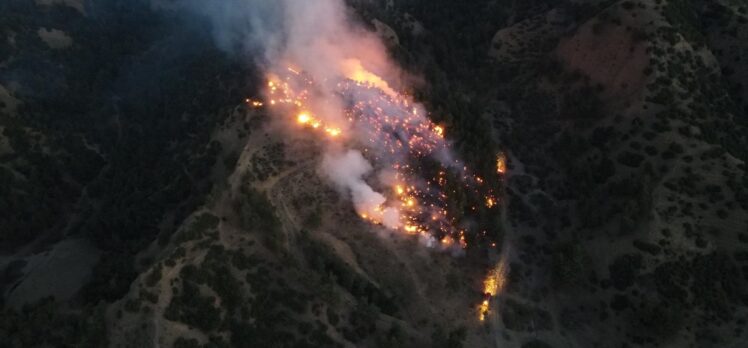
{"left": 1, "top": 0, "right": 748, "bottom": 347}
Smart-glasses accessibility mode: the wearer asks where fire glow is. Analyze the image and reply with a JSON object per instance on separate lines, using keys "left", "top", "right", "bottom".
{"left": 257, "top": 64, "right": 498, "bottom": 249}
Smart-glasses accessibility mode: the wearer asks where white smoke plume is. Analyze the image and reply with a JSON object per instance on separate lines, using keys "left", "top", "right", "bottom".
{"left": 321, "top": 149, "right": 400, "bottom": 229}
{"left": 271, "top": 0, "right": 405, "bottom": 230}
{"left": 192, "top": 0, "right": 400, "bottom": 122}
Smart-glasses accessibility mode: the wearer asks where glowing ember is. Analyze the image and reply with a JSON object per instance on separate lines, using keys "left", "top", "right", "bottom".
{"left": 496, "top": 152, "right": 507, "bottom": 174}
{"left": 326, "top": 128, "right": 341, "bottom": 137}
{"left": 246, "top": 99, "right": 264, "bottom": 108}
{"left": 478, "top": 299, "right": 490, "bottom": 322}
{"left": 297, "top": 112, "right": 311, "bottom": 124}
{"left": 433, "top": 125, "right": 444, "bottom": 138}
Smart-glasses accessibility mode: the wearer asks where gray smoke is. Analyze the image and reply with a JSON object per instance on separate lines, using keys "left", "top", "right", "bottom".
{"left": 321, "top": 149, "right": 401, "bottom": 229}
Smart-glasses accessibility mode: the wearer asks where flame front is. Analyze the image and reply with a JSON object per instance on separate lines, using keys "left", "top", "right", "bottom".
{"left": 341, "top": 58, "right": 398, "bottom": 98}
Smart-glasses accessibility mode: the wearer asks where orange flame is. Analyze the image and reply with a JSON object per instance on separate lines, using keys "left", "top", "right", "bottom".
{"left": 297, "top": 112, "right": 311, "bottom": 124}
{"left": 496, "top": 153, "right": 506, "bottom": 174}
{"left": 433, "top": 125, "right": 444, "bottom": 138}
{"left": 478, "top": 258, "right": 509, "bottom": 321}
{"left": 341, "top": 59, "right": 397, "bottom": 98}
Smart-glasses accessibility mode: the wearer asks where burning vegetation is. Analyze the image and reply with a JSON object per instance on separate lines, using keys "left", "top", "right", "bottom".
{"left": 249, "top": 64, "right": 502, "bottom": 253}
{"left": 247, "top": 61, "right": 509, "bottom": 322}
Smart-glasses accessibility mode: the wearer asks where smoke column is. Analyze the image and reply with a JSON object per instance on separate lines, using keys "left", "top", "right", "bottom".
{"left": 268, "top": 0, "right": 407, "bottom": 230}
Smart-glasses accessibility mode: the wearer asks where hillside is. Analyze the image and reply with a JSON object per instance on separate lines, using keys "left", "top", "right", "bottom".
{"left": 2, "top": 0, "right": 748, "bottom": 348}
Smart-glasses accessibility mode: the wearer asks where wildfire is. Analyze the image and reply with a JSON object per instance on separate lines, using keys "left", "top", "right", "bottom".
{"left": 260, "top": 64, "right": 504, "bottom": 253}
